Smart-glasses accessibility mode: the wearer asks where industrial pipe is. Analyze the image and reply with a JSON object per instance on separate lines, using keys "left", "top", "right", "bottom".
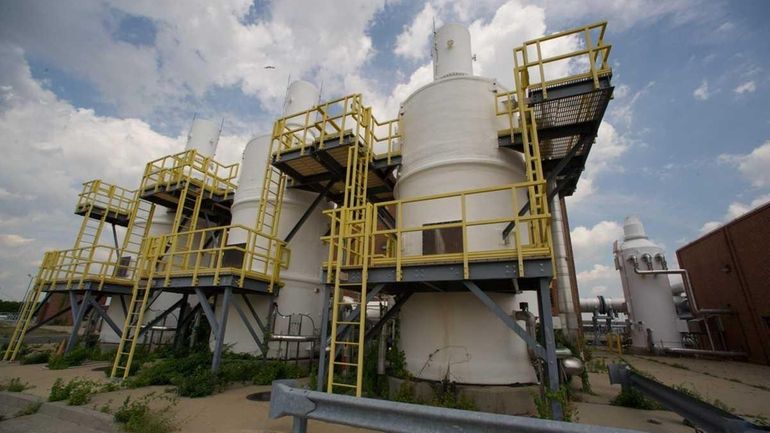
{"left": 628, "top": 256, "right": 731, "bottom": 316}
{"left": 579, "top": 296, "right": 627, "bottom": 314}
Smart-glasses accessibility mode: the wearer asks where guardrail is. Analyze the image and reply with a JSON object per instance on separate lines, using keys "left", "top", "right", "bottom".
{"left": 141, "top": 149, "right": 239, "bottom": 199}
{"left": 269, "top": 380, "right": 644, "bottom": 433}
{"left": 148, "top": 224, "right": 289, "bottom": 291}
{"left": 39, "top": 245, "right": 136, "bottom": 290}
{"left": 322, "top": 181, "right": 553, "bottom": 280}
{"left": 76, "top": 179, "right": 136, "bottom": 216}
{"left": 608, "top": 364, "right": 768, "bottom": 433}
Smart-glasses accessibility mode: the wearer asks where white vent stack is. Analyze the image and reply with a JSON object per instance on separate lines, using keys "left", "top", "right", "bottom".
{"left": 614, "top": 216, "right": 682, "bottom": 351}
{"left": 395, "top": 23, "right": 536, "bottom": 385}
{"left": 433, "top": 23, "right": 474, "bottom": 79}
{"left": 219, "top": 80, "right": 327, "bottom": 357}
{"left": 186, "top": 118, "right": 221, "bottom": 157}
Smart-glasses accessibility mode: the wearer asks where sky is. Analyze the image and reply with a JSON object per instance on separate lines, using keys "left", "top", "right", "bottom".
{"left": 0, "top": 0, "right": 769, "bottom": 302}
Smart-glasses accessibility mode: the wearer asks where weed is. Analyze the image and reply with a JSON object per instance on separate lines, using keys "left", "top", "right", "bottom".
{"left": 47, "top": 345, "right": 109, "bottom": 370}
{"left": 534, "top": 386, "right": 577, "bottom": 421}
{"left": 251, "top": 361, "right": 305, "bottom": 385}
{"left": 2, "top": 377, "right": 31, "bottom": 392}
{"left": 13, "top": 401, "right": 42, "bottom": 417}
{"left": 585, "top": 358, "right": 609, "bottom": 373}
{"left": 610, "top": 387, "right": 661, "bottom": 410}
{"left": 114, "top": 394, "right": 176, "bottom": 433}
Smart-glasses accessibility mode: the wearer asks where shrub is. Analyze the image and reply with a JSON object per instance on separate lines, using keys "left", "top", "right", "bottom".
{"left": 252, "top": 361, "right": 304, "bottom": 385}
{"left": 114, "top": 394, "right": 176, "bottom": 433}
{"left": 48, "top": 377, "right": 105, "bottom": 405}
{"left": 47, "top": 345, "right": 107, "bottom": 370}
{"left": 173, "top": 368, "right": 221, "bottom": 398}
{"left": 21, "top": 351, "right": 51, "bottom": 365}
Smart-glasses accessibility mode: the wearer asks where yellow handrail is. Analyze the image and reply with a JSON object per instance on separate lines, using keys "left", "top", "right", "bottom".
{"left": 76, "top": 180, "right": 136, "bottom": 216}
{"left": 146, "top": 224, "right": 289, "bottom": 291}
{"left": 140, "top": 149, "right": 239, "bottom": 199}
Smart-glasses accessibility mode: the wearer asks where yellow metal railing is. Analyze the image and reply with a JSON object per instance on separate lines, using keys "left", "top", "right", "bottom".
{"left": 271, "top": 93, "right": 401, "bottom": 164}
{"left": 76, "top": 180, "right": 136, "bottom": 216}
{"left": 323, "top": 181, "right": 552, "bottom": 280}
{"left": 515, "top": 21, "right": 611, "bottom": 98}
{"left": 148, "top": 224, "right": 289, "bottom": 291}
{"left": 37, "top": 245, "right": 137, "bottom": 290}
{"left": 140, "top": 149, "right": 239, "bottom": 199}
{"left": 273, "top": 94, "right": 369, "bottom": 158}
{"left": 372, "top": 116, "right": 401, "bottom": 164}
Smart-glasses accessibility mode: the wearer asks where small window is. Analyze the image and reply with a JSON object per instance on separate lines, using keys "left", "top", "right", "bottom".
{"left": 422, "top": 221, "right": 462, "bottom": 255}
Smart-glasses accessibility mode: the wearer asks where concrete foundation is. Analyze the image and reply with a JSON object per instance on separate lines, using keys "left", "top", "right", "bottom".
{"left": 387, "top": 377, "right": 538, "bottom": 416}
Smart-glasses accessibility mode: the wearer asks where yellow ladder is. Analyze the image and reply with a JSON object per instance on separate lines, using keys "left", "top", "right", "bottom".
{"left": 3, "top": 256, "right": 52, "bottom": 361}
{"left": 327, "top": 108, "right": 374, "bottom": 396}
{"left": 110, "top": 237, "right": 161, "bottom": 378}
{"left": 513, "top": 57, "right": 550, "bottom": 251}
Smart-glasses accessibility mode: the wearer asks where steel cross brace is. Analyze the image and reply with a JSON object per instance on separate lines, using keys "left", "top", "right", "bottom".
{"left": 65, "top": 290, "right": 94, "bottom": 353}
{"left": 501, "top": 137, "right": 583, "bottom": 240}
{"left": 194, "top": 288, "right": 232, "bottom": 372}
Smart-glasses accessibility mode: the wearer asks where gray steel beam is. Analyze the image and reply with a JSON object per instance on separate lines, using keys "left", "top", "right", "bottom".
{"left": 211, "top": 287, "right": 232, "bottom": 372}
{"left": 241, "top": 293, "right": 268, "bottom": 334}
{"left": 232, "top": 298, "right": 265, "bottom": 354}
{"left": 87, "top": 296, "right": 121, "bottom": 336}
{"left": 284, "top": 180, "right": 334, "bottom": 244}
{"left": 65, "top": 290, "right": 92, "bottom": 353}
{"left": 316, "top": 285, "right": 331, "bottom": 392}
{"left": 463, "top": 281, "right": 545, "bottom": 359}
{"left": 364, "top": 290, "right": 413, "bottom": 341}
{"left": 333, "top": 284, "right": 386, "bottom": 341}
{"left": 608, "top": 364, "right": 766, "bottom": 433}
{"left": 537, "top": 277, "right": 563, "bottom": 420}
{"left": 194, "top": 288, "right": 219, "bottom": 336}
{"left": 270, "top": 380, "right": 643, "bottom": 433}
{"left": 138, "top": 297, "right": 186, "bottom": 338}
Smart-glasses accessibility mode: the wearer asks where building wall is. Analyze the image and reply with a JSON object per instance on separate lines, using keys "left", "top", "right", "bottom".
{"left": 676, "top": 203, "right": 770, "bottom": 365}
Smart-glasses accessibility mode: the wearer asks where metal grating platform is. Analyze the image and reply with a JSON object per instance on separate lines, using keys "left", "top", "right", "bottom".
{"left": 140, "top": 181, "right": 233, "bottom": 225}
{"left": 75, "top": 204, "right": 132, "bottom": 227}
{"left": 499, "top": 75, "right": 613, "bottom": 196}
{"left": 272, "top": 132, "right": 398, "bottom": 204}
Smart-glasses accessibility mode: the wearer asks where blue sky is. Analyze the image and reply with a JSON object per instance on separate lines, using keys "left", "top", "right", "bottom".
{"left": 0, "top": 0, "right": 768, "bottom": 301}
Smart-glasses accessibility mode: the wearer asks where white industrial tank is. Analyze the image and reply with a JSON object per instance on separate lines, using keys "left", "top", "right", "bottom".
{"left": 614, "top": 216, "right": 682, "bottom": 351}
{"left": 218, "top": 81, "right": 327, "bottom": 357}
{"left": 395, "top": 23, "right": 537, "bottom": 385}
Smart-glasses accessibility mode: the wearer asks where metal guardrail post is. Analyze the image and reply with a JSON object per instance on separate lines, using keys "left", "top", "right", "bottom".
{"left": 608, "top": 364, "right": 768, "bottom": 433}
{"left": 270, "top": 380, "right": 645, "bottom": 433}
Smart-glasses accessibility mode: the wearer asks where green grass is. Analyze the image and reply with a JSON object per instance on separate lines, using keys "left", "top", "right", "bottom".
{"left": 48, "top": 377, "right": 117, "bottom": 406}
{"left": 610, "top": 387, "right": 662, "bottom": 410}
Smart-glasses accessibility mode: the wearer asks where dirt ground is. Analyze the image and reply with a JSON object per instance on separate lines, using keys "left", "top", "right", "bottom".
{"left": 2, "top": 348, "right": 770, "bottom": 432}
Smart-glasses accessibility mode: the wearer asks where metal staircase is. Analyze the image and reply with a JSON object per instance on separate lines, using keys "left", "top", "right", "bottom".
{"left": 326, "top": 108, "right": 374, "bottom": 396}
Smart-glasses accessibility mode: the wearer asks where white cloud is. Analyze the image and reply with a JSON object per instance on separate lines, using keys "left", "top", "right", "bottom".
{"left": 395, "top": 3, "right": 440, "bottom": 60}
{"left": 0, "top": 234, "right": 34, "bottom": 247}
{"left": 693, "top": 79, "right": 710, "bottom": 101}
{"left": 720, "top": 140, "right": 770, "bottom": 188}
{"left": 570, "top": 220, "right": 623, "bottom": 264}
{"left": 698, "top": 194, "right": 770, "bottom": 234}
{"left": 0, "top": 1, "right": 388, "bottom": 118}
{"left": 734, "top": 80, "right": 756, "bottom": 94}
{"left": 0, "top": 44, "right": 256, "bottom": 300}
{"left": 570, "top": 121, "right": 630, "bottom": 201}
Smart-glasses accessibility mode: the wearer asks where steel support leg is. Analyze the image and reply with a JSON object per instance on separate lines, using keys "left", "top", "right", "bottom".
{"left": 173, "top": 294, "right": 190, "bottom": 349}
{"left": 211, "top": 287, "right": 232, "bottom": 372}
{"left": 316, "top": 285, "right": 331, "bottom": 392}
{"left": 537, "top": 277, "right": 563, "bottom": 420}
{"left": 65, "top": 290, "right": 92, "bottom": 353}
{"left": 292, "top": 416, "right": 308, "bottom": 433}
